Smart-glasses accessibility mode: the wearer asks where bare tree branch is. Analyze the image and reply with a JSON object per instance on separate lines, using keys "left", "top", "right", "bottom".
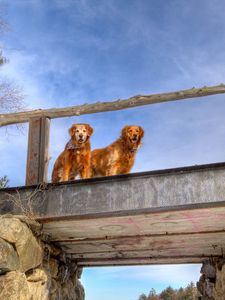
{"left": 5, "top": 186, "right": 45, "bottom": 220}
{"left": 0, "top": 79, "right": 26, "bottom": 113}
{"left": 0, "top": 5, "right": 10, "bottom": 65}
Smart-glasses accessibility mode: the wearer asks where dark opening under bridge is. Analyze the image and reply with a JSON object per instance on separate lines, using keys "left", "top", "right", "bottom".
{"left": 1, "top": 84, "right": 225, "bottom": 267}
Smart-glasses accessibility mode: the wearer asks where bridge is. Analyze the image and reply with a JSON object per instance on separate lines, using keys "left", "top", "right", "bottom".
{"left": 1, "top": 84, "right": 225, "bottom": 267}
{"left": 1, "top": 162, "right": 225, "bottom": 266}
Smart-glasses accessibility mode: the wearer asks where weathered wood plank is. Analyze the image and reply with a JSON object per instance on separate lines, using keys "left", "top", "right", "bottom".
{"left": 1, "top": 84, "right": 225, "bottom": 126}
{"left": 77, "top": 256, "right": 213, "bottom": 266}
{"left": 43, "top": 207, "right": 225, "bottom": 241}
{"left": 26, "top": 117, "right": 50, "bottom": 185}
{"left": 71, "top": 246, "right": 223, "bottom": 259}
{"left": 60, "top": 231, "right": 225, "bottom": 254}
{"left": 39, "top": 117, "right": 50, "bottom": 183}
{"left": 68, "top": 231, "right": 225, "bottom": 266}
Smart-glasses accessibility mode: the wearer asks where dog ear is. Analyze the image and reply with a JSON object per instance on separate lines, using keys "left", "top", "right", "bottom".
{"left": 69, "top": 124, "right": 76, "bottom": 137}
{"left": 121, "top": 126, "right": 130, "bottom": 139}
{"left": 86, "top": 124, "right": 94, "bottom": 137}
{"left": 139, "top": 126, "right": 144, "bottom": 138}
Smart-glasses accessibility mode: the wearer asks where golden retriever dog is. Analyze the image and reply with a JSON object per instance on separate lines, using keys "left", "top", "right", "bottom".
{"left": 91, "top": 125, "right": 144, "bottom": 177}
{"left": 52, "top": 123, "right": 93, "bottom": 183}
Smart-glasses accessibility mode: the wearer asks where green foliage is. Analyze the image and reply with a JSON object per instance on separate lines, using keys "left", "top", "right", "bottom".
{"left": 137, "top": 282, "right": 198, "bottom": 300}
{"left": 148, "top": 288, "right": 161, "bottom": 300}
{"left": 0, "top": 51, "right": 7, "bottom": 65}
{"left": 0, "top": 175, "right": 9, "bottom": 188}
{"left": 160, "top": 286, "right": 175, "bottom": 300}
{"left": 138, "top": 294, "right": 148, "bottom": 300}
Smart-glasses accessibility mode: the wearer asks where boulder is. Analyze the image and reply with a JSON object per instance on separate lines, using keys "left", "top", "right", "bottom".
{"left": 27, "top": 268, "right": 50, "bottom": 300}
{"left": 0, "top": 271, "right": 30, "bottom": 300}
{"left": 0, "top": 216, "right": 43, "bottom": 272}
{"left": 0, "top": 237, "right": 19, "bottom": 274}
{"left": 48, "top": 258, "right": 59, "bottom": 278}
{"left": 75, "top": 280, "right": 85, "bottom": 300}
{"left": 213, "top": 264, "right": 225, "bottom": 300}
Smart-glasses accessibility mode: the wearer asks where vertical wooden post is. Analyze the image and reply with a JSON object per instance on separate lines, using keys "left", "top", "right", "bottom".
{"left": 26, "top": 117, "right": 50, "bottom": 185}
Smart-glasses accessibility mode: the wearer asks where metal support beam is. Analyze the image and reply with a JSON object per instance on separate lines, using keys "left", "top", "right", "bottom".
{"left": 26, "top": 117, "right": 50, "bottom": 185}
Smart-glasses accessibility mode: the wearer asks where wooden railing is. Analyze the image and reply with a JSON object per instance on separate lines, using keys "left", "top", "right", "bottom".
{"left": 1, "top": 84, "right": 225, "bottom": 185}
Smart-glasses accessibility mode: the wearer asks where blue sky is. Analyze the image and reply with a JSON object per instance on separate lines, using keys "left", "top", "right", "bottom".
{"left": 1, "top": 0, "right": 225, "bottom": 299}
{"left": 81, "top": 265, "right": 201, "bottom": 300}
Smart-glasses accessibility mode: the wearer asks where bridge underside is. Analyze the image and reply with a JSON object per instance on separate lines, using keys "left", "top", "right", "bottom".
{"left": 42, "top": 205, "right": 225, "bottom": 266}
{"left": 1, "top": 163, "right": 225, "bottom": 266}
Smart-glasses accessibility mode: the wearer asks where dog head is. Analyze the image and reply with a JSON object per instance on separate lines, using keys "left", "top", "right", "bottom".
{"left": 69, "top": 123, "right": 93, "bottom": 144}
{"left": 121, "top": 125, "right": 144, "bottom": 148}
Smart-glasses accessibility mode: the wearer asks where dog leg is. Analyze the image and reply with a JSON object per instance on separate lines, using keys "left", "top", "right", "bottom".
{"left": 106, "top": 165, "right": 118, "bottom": 176}
{"left": 80, "top": 165, "right": 91, "bottom": 179}
{"left": 62, "top": 164, "right": 71, "bottom": 181}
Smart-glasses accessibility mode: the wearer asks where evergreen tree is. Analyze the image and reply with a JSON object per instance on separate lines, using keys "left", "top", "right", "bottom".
{"left": 138, "top": 293, "right": 148, "bottom": 300}
{"left": 136, "top": 282, "right": 198, "bottom": 300}
{"left": 160, "top": 286, "right": 175, "bottom": 300}
{"left": 0, "top": 175, "right": 9, "bottom": 188}
{"left": 148, "top": 288, "right": 160, "bottom": 300}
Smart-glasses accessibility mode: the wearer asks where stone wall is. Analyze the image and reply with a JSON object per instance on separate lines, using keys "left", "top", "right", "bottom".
{"left": 0, "top": 215, "right": 84, "bottom": 300}
{"left": 197, "top": 259, "right": 225, "bottom": 300}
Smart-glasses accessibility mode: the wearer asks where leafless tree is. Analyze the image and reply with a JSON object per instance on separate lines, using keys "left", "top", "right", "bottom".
{"left": 0, "top": 6, "right": 9, "bottom": 65}
{"left": 0, "top": 79, "right": 25, "bottom": 113}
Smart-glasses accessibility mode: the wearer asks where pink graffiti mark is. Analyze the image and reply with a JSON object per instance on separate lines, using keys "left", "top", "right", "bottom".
{"left": 179, "top": 210, "right": 212, "bottom": 220}
{"left": 181, "top": 211, "right": 201, "bottom": 231}
{"left": 214, "top": 212, "right": 225, "bottom": 220}
{"left": 73, "top": 217, "right": 133, "bottom": 231}
{"left": 97, "top": 217, "right": 141, "bottom": 231}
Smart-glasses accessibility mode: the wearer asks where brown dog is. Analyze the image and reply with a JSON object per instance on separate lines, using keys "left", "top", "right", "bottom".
{"left": 91, "top": 125, "right": 144, "bottom": 177}
{"left": 52, "top": 123, "right": 93, "bottom": 183}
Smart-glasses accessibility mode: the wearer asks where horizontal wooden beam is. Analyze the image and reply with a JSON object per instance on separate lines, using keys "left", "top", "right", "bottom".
{"left": 76, "top": 256, "right": 216, "bottom": 266}
{"left": 1, "top": 84, "right": 225, "bottom": 126}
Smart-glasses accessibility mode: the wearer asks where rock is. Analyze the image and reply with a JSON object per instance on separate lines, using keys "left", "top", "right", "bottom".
{"left": 213, "top": 264, "right": 225, "bottom": 300}
{"left": 1, "top": 214, "right": 42, "bottom": 235}
{"left": 26, "top": 268, "right": 48, "bottom": 283}
{"left": 49, "top": 244, "right": 61, "bottom": 257}
{"left": 27, "top": 281, "right": 49, "bottom": 300}
{"left": 61, "top": 278, "right": 76, "bottom": 300}
{"left": 77, "top": 267, "right": 83, "bottom": 279}
{"left": 0, "top": 216, "right": 85, "bottom": 300}
{"left": 0, "top": 216, "right": 43, "bottom": 272}
{"left": 76, "top": 280, "right": 85, "bottom": 300}
{"left": 26, "top": 268, "right": 50, "bottom": 300}
{"left": 201, "top": 261, "right": 216, "bottom": 279}
{"left": 0, "top": 237, "right": 19, "bottom": 274}
{"left": 50, "top": 278, "right": 58, "bottom": 296}
{"left": 0, "top": 271, "right": 30, "bottom": 300}
{"left": 49, "top": 258, "right": 59, "bottom": 278}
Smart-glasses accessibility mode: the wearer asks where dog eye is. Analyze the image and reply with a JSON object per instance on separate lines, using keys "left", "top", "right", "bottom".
{"left": 76, "top": 129, "right": 79, "bottom": 133}
{"left": 83, "top": 130, "right": 86, "bottom": 132}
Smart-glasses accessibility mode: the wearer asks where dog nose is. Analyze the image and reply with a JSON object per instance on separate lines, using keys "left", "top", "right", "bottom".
{"left": 79, "top": 134, "right": 83, "bottom": 138}
{"left": 133, "top": 134, "right": 137, "bottom": 138}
